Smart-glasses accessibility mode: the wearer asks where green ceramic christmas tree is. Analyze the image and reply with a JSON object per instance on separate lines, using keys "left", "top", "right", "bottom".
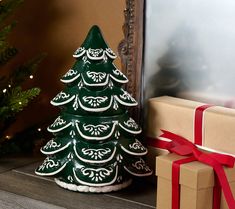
{"left": 35, "top": 25, "right": 152, "bottom": 193}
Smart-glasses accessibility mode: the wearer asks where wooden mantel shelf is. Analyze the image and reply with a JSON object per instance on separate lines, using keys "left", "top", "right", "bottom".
{"left": 0, "top": 155, "right": 156, "bottom": 209}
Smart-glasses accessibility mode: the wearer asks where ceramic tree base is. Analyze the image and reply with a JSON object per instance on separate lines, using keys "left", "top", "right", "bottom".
{"left": 55, "top": 178, "right": 132, "bottom": 193}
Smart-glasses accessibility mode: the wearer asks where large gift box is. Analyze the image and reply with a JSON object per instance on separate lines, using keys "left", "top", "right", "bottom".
{"left": 156, "top": 153, "right": 235, "bottom": 209}
{"left": 147, "top": 96, "right": 235, "bottom": 157}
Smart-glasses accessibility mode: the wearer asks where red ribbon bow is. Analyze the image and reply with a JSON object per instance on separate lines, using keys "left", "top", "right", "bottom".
{"left": 156, "top": 130, "right": 235, "bottom": 209}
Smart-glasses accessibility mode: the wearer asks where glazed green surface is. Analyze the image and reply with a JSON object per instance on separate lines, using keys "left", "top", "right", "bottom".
{"left": 36, "top": 25, "right": 152, "bottom": 191}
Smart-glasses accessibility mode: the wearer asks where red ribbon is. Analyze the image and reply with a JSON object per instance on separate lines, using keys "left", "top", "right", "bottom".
{"left": 172, "top": 156, "right": 196, "bottom": 209}
{"left": 194, "top": 104, "right": 213, "bottom": 145}
{"left": 149, "top": 130, "right": 235, "bottom": 209}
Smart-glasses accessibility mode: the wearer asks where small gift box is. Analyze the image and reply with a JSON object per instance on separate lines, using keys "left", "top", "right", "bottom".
{"left": 147, "top": 96, "right": 235, "bottom": 158}
{"left": 156, "top": 152, "right": 235, "bottom": 209}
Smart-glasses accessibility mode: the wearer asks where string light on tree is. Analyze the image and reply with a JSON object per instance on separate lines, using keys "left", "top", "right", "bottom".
{"left": 29, "top": 75, "right": 34, "bottom": 79}
{"left": 5, "top": 135, "right": 11, "bottom": 139}
{"left": 2, "top": 89, "right": 7, "bottom": 93}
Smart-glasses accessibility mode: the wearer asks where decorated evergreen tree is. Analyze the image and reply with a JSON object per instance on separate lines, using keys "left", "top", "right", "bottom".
{"left": 35, "top": 25, "right": 152, "bottom": 193}
{"left": 0, "top": 0, "right": 44, "bottom": 152}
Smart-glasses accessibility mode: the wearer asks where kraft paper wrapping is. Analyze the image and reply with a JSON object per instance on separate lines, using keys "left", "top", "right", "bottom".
{"left": 147, "top": 96, "right": 235, "bottom": 156}
{"left": 156, "top": 154, "right": 235, "bottom": 209}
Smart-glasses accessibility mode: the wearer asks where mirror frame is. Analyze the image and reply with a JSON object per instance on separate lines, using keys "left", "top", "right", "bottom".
{"left": 118, "top": 0, "right": 145, "bottom": 123}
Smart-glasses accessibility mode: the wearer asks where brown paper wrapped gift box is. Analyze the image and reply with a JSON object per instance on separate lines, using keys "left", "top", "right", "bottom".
{"left": 147, "top": 96, "right": 235, "bottom": 161}
{"left": 156, "top": 153, "right": 235, "bottom": 209}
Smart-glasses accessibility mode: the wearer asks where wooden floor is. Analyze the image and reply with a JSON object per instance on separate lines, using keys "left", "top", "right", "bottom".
{"left": 0, "top": 155, "right": 156, "bottom": 209}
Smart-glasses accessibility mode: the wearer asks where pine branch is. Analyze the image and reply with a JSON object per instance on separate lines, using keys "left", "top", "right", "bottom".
{"left": 0, "top": 0, "right": 23, "bottom": 26}
{"left": 0, "top": 23, "right": 16, "bottom": 52}
{"left": 0, "top": 86, "right": 40, "bottom": 119}
{"left": 9, "top": 86, "right": 40, "bottom": 112}
{"left": 0, "top": 22, "right": 16, "bottom": 41}
{"left": 9, "top": 53, "right": 46, "bottom": 86}
{"left": 0, "top": 46, "right": 17, "bottom": 65}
